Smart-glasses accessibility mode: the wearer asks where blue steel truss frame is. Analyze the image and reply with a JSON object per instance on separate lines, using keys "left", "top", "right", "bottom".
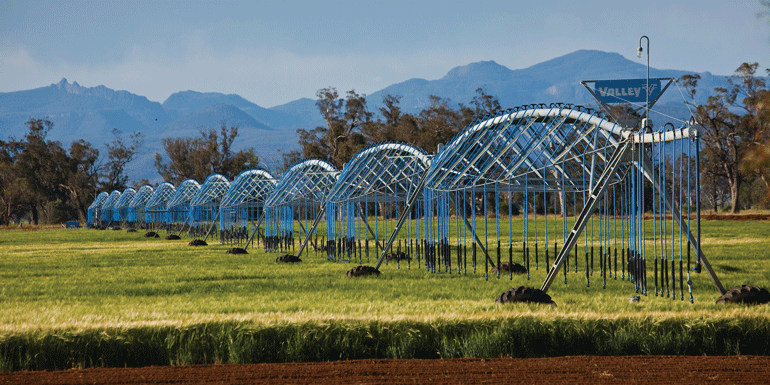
{"left": 188, "top": 174, "right": 231, "bottom": 240}
{"left": 166, "top": 179, "right": 201, "bottom": 232}
{"left": 113, "top": 187, "right": 137, "bottom": 225}
{"left": 219, "top": 168, "right": 278, "bottom": 249}
{"left": 370, "top": 105, "right": 723, "bottom": 300}
{"left": 128, "top": 185, "right": 155, "bottom": 225}
{"left": 321, "top": 141, "right": 432, "bottom": 264}
{"left": 264, "top": 158, "right": 339, "bottom": 255}
{"left": 87, "top": 192, "right": 109, "bottom": 226}
{"left": 100, "top": 190, "right": 122, "bottom": 224}
{"left": 145, "top": 183, "right": 176, "bottom": 228}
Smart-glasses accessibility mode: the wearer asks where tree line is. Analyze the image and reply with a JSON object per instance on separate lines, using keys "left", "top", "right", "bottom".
{"left": 682, "top": 62, "right": 770, "bottom": 213}
{"left": 282, "top": 87, "right": 502, "bottom": 170}
{"left": 0, "top": 120, "right": 259, "bottom": 226}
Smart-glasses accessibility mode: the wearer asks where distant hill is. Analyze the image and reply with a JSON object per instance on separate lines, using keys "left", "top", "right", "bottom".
{"left": 0, "top": 78, "right": 168, "bottom": 144}
{"left": 268, "top": 97, "right": 325, "bottom": 128}
{"left": 164, "top": 103, "right": 272, "bottom": 136}
{"left": 163, "top": 90, "right": 304, "bottom": 128}
{"left": 367, "top": 50, "right": 727, "bottom": 120}
{"left": 0, "top": 50, "right": 736, "bottom": 183}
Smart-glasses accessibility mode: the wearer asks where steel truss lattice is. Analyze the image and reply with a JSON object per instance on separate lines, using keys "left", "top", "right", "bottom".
{"left": 394, "top": 104, "right": 724, "bottom": 300}
{"left": 100, "top": 190, "right": 122, "bottom": 224}
{"left": 264, "top": 158, "right": 339, "bottom": 253}
{"left": 87, "top": 192, "right": 109, "bottom": 226}
{"left": 322, "top": 141, "right": 432, "bottom": 262}
{"left": 128, "top": 185, "right": 155, "bottom": 225}
{"left": 166, "top": 179, "right": 201, "bottom": 227}
{"left": 113, "top": 187, "right": 137, "bottom": 224}
{"left": 219, "top": 168, "right": 278, "bottom": 247}
{"left": 187, "top": 174, "right": 231, "bottom": 239}
{"left": 145, "top": 182, "right": 176, "bottom": 228}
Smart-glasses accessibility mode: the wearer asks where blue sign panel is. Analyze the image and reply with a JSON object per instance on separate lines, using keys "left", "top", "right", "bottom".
{"left": 594, "top": 79, "right": 661, "bottom": 104}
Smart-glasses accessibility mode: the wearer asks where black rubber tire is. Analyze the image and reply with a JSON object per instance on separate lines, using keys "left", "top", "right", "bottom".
{"left": 188, "top": 239, "right": 208, "bottom": 246}
{"left": 165, "top": 234, "right": 181, "bottom": 240}
{"left": 144, "top": 231, "right": 159, "bottom": 238}
{"left": 226, "top": 247, "right": 248, "bottom": 254}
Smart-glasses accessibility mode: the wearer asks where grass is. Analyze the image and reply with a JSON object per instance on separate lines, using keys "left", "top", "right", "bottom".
{"left": 0, "top": 217, "right": 768, "bottom": 370}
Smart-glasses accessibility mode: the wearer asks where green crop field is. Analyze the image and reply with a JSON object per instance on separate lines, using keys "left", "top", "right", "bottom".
{"left": 0, "top": 218, "right": 769, "bottom": 371}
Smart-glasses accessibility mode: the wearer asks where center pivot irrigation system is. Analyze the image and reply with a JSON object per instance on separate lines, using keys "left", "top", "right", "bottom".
{"left": 87, "top": 105, "right": 729, "bottom": 302}
{"left": 272, "top": 104, "right": 723, "bottom": 301}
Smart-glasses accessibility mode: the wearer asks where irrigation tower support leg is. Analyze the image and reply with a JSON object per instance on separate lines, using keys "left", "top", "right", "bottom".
{"left": 541, "top": 142, "right": 632, "bottom": 293}
{"left": 374, "top": 175, "right": 429, "bottom": 270}
{"left": 462, "top": 214, "right": 497, "bottom": 268}
{"left": 243, "top": 212, "right": 265, "bottom": 251}
{"left": 295, "top": 206, "right": 325, "bottom": 257}
{"left": 297, "top": 220, "right": 318, "bottom": 251}
{"left": 177, "top": 217, "right": 191, "bottom": 236}
{"left": 202, "top": 210, "right": 220, "bottom": 242}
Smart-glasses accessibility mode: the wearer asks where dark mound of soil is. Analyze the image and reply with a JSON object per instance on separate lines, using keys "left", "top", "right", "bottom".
{"left": 126, "top": 228, "right": 137, "bottom": 233}
{"left": 144, "top": 231, "right": 159, "bottom": 238}
{"left": 165, "top": 234, "right": 181, "bottom": 240}
{"left": 495, "top": 286, "right": 555, "bottom": 305}
{"left": 716, "top": 285, "right": 770, "bottom": 305}
{"left": 346, "top": 265, "right": 381, "bottom": 277}
{"left": 188, "top": 239, "right": 208, "bottom": 246}
{"left": 226, "top": 247, "right": 248, "bottom": 254}
{"left": 490, "top": 262, "right": 527, "bottom": 274}
{"left": 385, "top": 251, "right": 411, "bottom": 261}
{"left": 274, "top": 254, "right": 301, "bottom": 263}
{"left": 109, "top": 226, "right": 121, "bottom": 231}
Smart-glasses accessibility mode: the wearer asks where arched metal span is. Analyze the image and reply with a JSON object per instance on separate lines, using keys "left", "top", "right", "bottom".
{"left": 326, "top": 142, "right": 431, "bottom": 204}
{"left": 219, "top": 168, "right": 278, "bottom": 248}
{"left": 264, "top": 158, "right": 340, "bottom": 254}
{"left": 100, "top": 190, "right": 122, "bottom": 224}
{"left": 113, "top": 187, "right": 137, "bottom": 224}
{"left": 128, "top": 185, "right": 155, "bottom": 225}
{"left": 87, "top": 192, "right": 109, "bottom": 226}
{"left": 424, "top": 106, "right": 624, "bottom": 193}
{"left": 166, "top": 179, "right": 201, "bottom": 230}
{"left": 188, "top": 174, "right": 231, "bottom": 239}
{"left": 145, "top": 182, "right": 175, "bottom": 229}
{"left": 266, "top": 159, "right": 340, "bottom": 208}
{"left": 322, "top": 141, "right": 432, "bottom": 262}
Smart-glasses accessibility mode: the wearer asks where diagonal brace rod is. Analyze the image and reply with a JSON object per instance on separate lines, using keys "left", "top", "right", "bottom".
{"left": 243, "top": 212, "right": 265, "bottom": 250}
{"left": 541, "top": 141, "right": 632, "bottom": 293}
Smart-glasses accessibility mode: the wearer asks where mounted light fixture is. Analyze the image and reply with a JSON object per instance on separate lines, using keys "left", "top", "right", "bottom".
{"left": 637, "top": 36, "right": 650, "bottom": 129}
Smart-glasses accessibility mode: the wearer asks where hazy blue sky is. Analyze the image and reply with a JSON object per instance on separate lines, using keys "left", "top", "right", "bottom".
{"left": 2, "top": 0, "right": 769, "bottom": 107}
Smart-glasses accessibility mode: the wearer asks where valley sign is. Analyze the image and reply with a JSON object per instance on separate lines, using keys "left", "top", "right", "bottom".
{"left": 594, "top": 78, "right": 661, "bottom": 104}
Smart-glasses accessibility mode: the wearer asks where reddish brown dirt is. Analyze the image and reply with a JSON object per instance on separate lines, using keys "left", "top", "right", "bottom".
{"left": 2, "top": 356, "right": 769, "bottom": 384}
{"left": 701, "top": 214, "right": 770, "bottom": 221}
{"left": 641, "top": 214, "right": 770, "bottom": 221}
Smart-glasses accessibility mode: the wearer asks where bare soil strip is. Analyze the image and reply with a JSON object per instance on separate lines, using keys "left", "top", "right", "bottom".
{"left": 2, "top": 355, "right": 769, "bottom": 384}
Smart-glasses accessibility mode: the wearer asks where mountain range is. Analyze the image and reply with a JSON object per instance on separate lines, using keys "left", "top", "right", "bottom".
{"left": 0, "top": 50, "right": 732, "bottom": 183}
